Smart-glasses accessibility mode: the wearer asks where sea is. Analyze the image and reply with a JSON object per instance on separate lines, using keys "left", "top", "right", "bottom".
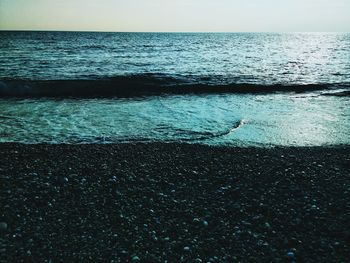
{"left": 0, "top": 31, "right": 349, "bottom": 146}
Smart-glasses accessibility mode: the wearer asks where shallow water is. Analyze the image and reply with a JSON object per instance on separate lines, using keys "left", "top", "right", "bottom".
{"left": 0, "top": 93, "right": 348, "bottom": 146}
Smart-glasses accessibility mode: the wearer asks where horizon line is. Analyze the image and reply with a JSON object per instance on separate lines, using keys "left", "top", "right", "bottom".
{"left": 0, "top": 29, "right": 349, "bottom": 34}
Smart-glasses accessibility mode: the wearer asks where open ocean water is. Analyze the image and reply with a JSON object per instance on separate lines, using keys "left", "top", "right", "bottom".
{"left": 0, "top": 31, "right": 349, "bottom": 146}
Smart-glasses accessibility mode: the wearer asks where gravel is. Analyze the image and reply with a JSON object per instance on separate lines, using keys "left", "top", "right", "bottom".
{"left": 0, "top": 143, "right": 349, "bottom": 262}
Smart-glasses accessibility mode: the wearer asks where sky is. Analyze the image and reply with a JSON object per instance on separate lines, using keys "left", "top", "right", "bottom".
{"left": 0, "top": 0, "right": 349, "bottom": 32}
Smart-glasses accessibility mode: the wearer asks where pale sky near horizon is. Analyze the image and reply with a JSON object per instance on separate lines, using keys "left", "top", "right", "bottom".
{"left": 0, "top": 0, "right": 349, "bottom": 32}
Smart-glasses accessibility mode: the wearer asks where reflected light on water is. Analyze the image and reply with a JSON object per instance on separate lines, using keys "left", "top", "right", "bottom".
{"left": 0, "top": 93, "right": 348, "bottom": 146}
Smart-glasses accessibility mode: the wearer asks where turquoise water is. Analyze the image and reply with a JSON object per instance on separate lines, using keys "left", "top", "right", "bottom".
{"left": 0, "top": 32, "right": 349, "bottom": 145}
{"left": 0, "top": 93, "right": 348, "bottom": 146}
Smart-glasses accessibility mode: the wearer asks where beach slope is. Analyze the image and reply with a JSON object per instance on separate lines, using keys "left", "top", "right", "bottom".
{"left": 1, "top": 143, "right": 349, "bottom": 262}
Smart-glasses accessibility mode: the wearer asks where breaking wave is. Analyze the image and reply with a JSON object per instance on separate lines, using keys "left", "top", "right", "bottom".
{"left": 1, "top": 74, "right": 348, "bottom": 98}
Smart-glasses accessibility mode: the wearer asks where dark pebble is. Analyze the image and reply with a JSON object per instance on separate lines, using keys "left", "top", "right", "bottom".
{"left": 0, "top": 143, "right": 349, "bottom": 262}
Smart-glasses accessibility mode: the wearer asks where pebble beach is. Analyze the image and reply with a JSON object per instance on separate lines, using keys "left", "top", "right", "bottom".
{"left": 0, "top": 143, "right": 349, "bottom": 262}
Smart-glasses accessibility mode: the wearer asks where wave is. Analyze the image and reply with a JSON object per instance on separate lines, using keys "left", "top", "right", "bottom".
{"left": 172, "top": 119, "right": 245, "bottom": 141}
{"left": 60, "top": 120, "right": 245, "bottom": 143}
{"left": 321, "top": 90, "right": 350, "bottom": 97}
{"left": 0, "top": 74, "right": 348, "bottom": 98}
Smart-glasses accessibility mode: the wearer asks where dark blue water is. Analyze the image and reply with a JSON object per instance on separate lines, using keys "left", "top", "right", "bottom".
{"left": 0, "top": 32, "right": 349, "bottom": 145}
{"left": 1, "top": 32, "right": 350, "bottom": 86}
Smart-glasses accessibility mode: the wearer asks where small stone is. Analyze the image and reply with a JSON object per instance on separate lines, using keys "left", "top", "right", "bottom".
{"left": 63, "top": 177, "right": 69, "bottom": 183}
{"left": 0, "top": 222, "right": 8, "bottom": 231}
{"left": 264, "top": 222, "right": 271, "bottom": 229}
{"left": 202, "top": 220, "right": 209, "bottom": 227}
{"left": 193, "top": 218, "right": 200, "bottom": 223}
{"left": 209, "top": 256, "right": 219, "bottom": 262}
{"left": 183, "top": 246, "right": 190, "bottom": 252}
{"left": 310, "top": 205, "right": 318, "bottom": 210}
{"left": 131, "top": 255, "right": 140, "bottom": 262}
{"left": 287, "top": 251, "right": 295, "bottom": 258}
